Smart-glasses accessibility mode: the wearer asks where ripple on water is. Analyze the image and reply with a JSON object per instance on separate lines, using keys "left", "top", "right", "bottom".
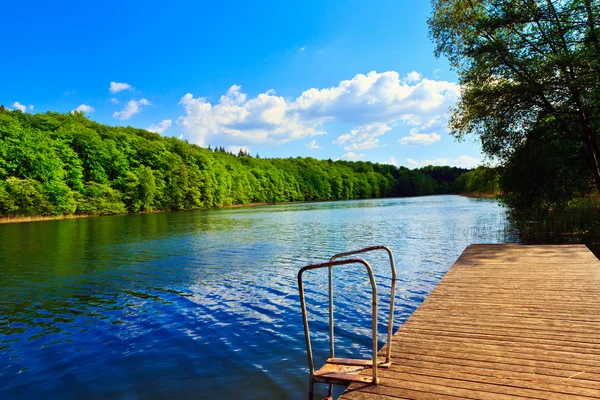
{"left": 0, "top": 196, "right": 514, "bottom": 399}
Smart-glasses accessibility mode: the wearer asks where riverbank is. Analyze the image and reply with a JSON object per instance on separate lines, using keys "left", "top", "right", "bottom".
{"left": 0, "top": 202, "right": 275, "bottom": 225}
{"left": 460, "top": 192, "right": 501, "bottom": 199}
{"left": 0, "top": 194, "right": 501, "bottom": 225}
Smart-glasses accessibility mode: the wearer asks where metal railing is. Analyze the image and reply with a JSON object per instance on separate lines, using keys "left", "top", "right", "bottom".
{"left": 298, "top": 258, "right": 378, "bottom": 399}
{"left": 329, "top": 246, "right": 397, "bottom": 366}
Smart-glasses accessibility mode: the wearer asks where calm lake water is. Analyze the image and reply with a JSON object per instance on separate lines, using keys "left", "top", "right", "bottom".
{"left": 0, "top": 195, "right": 514, "bottom": 399}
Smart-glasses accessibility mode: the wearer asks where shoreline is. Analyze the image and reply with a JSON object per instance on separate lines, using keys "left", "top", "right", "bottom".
{"left": 460, "top": 192, "right": 501, "bottom": 199}
{"left": 0, "top": 194, "right": 489, "bottom": 225}
{"left": 0, "top": 202, "right": 277, "bottom": 225}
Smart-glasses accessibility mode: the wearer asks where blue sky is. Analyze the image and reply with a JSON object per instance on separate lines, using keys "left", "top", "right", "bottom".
{"left": 1, "top": 0, "right": 483, "bottom": 168}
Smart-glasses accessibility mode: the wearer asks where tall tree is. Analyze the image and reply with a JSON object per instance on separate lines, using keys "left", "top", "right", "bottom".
{"left": 429, "top": 0, "right": 600, "bottom": 189}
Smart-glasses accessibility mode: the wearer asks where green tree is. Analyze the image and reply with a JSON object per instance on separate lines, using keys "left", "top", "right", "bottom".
{"left": 78, "top": 182, "right": 127, "bottom": 215}
{"left": 3, "top": 177, "right": 53, "bottom": 216}
{"left": 429, "top": 0, "right": 600, "bottom": 190}
{"left": 0, "top": 109, "right": 485, "bottom": 219}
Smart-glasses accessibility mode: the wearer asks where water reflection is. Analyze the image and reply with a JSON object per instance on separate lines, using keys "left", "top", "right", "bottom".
{"left": 0, "top": 195, "right": 514, "bottom": 399}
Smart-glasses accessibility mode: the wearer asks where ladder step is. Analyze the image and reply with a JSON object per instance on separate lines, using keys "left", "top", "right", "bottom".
{"left": 313, "top": 371, "right": 376, "bottom": 385}
{"left": 326, "top": 357, "right": 391, "bottom": 368}
{"left": 313, "top": 358, "right": 380, "bottom": 386}
{"left": 326, "top": 358, "right": 375, "bottom": 367}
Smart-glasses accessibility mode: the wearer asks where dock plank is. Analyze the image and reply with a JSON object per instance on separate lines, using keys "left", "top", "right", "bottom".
{"left": 338, "top": 244, "right": 600, "bottom": 400}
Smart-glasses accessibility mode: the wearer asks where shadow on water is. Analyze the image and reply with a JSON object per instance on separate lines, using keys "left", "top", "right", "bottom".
{"left": 0, "top": 195, "right": 514, "bottom": 399}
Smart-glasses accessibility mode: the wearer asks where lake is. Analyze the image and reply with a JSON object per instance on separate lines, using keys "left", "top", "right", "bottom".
{"left": 0, "top": 195, "right": 514, "bottom": 399}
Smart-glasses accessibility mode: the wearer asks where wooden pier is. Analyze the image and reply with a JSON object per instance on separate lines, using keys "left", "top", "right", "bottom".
{"left": 339, "top": 244, "right": 600, "bottom": 400}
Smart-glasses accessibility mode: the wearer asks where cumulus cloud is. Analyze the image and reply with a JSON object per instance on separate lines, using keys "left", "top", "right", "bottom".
{"left": 109, "top": 82, "right": 132, "bottom": 93}
{"left": 113, "top": 98, "right": 150, "bottom": 120}
{"left": 110, "top": 98, "right": 118, "bottom": 104}
{"left": 454, "top": 155, "right": 481, "bottom": 168}
{"left": 332, "top": 134, "right": 351, "bottom": 145}
{"left": 405, "top": 158, "right": 449, "bottom": 168}
{"left": 399, "top": 130, "right": 441, "bottom": 146}
{"left": 334, "top": 123, "right": 391, "bottom": 151}
{"left": 405, "top": 155, "right": 480, "bottom": 169}
{"left": 177, "top": 70, "right": 459, "bottom": 147}
{"left": 387, "top": 157, "right": 397, "bottom": 166}
{"left": 340, "top": 152, "right": 365, "bottom": 160}
{"left": 12, "top": 101, "right": 28, "bottom": 112}
{"left": 403, "top": 71, "right": 422, "bottom": 83}
{"left": 177, "top": 85, "right": 325, "bottom": 146}
{"left": 399, "top": 116, "right": 446, "bottom": 146}
{"left": 147, "top": 119, "right": 172, "bottom": 134}
{"left": 307, "top": 140, "right": 321, "bottom": 149}
{"left": 72, "top": 104, "right": 94, "bottom": 113}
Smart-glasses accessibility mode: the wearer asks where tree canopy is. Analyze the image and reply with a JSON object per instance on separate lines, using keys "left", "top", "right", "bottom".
{"left": 0, "top": 109, "right": 474, "bottom": 218}
{"left": 429, "top": 0, "right": 600, "bottom": 191}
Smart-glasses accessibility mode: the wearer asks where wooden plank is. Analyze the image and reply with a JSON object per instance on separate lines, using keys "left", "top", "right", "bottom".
{"left": 337, "top": 244, "right": 600, "bottom": 400}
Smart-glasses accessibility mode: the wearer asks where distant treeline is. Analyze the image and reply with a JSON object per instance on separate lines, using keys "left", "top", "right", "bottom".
{"left": 0, "top": 109, "right": 487, "bottom": 218}
{"left": 453, "top": 167, "right": 500, "bottom": 195}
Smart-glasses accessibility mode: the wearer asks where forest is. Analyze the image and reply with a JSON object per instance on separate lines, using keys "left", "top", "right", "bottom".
{"left": 0, "top": 108, "right": 481, "bottom": 219}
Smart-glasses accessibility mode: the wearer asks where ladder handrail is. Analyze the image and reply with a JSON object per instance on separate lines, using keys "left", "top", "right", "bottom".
{"left": 329, "top": 246, "right": 397, "bottom": 365}
{"left": 298, "top": 258, "right": 378, "bottom": 384}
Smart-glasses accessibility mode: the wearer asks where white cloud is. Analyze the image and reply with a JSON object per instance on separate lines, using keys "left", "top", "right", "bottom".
{"left": 405, "top": 158, "right": 449, "bottom": 168}
{"left": 113, "top": 98, "right": 150, "bottom": 120}
{"left": 433, "top": 69, "right": 442, "bottom": 79}
{"left": 454, "top": 155, "right": 481, "bottom": 168}
{"left": 399, "top": 131, "right": 441, "bottom": 146}
{"left": 332, "top": 134, "right": 352, "bottom": 145}
{"left": 12, "top": 102, "right": 27, "bottom": 112}
{"left": 344, "top": 139, "right": 379, "bottom": 151}
{"left": 28, "top": 105, "right": 34, "bottom": 111}
{"left": 404, "top": 155, "right": 481, "bottom": 169}
{"left": 340, "top": 152, "right": 365, "bottom": 160}
{"left": 300, "top": 46, "right": 306, "bottom": 51}
{"left": 177, "top": 70, "right": 459, "bottom": 147}
{"left": 399, "top": 115, "right": 447, "bottom": 146}
{"left": 109, "top": 82, "right": 132, "bottom": 93}
{"left": 110, "top": 98, "right": 118, "bottom": 104}
{"left": 403, "top": 71, "right": 422, "bottom": 83}
{"left": 307, "top": 140, "right": 321, "bottom": 149}
{"left": 334, "top": 123, "right": 391, "bottom": 151}
{"left": 177, "top": 85, "right": 325, "bottom": 146}
{"left": 72, "top": 104, "right": 95, "bottom": 113}
{"left": 388, "top": 157, "right": 397, "bottom": 166}
{"left": 147, "top": 119, "right": 172, "bottom": 134}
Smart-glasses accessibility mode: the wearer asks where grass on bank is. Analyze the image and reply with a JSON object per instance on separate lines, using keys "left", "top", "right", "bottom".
{"left": 517, "top": 195, "right": 600, "bottom": 242}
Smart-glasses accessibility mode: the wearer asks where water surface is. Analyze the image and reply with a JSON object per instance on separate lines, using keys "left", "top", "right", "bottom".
{"left": 0, "top": 195, "right": 513, "bottom": 399}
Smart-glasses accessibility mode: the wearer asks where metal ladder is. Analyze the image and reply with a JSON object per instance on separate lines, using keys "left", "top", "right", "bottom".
{"left": 298, "top": 246, "right": 397, "bottom": 400}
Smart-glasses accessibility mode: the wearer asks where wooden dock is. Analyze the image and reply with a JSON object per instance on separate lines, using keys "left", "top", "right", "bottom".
{"left": 339, "top": 244, "right": 600, "bottom": 400}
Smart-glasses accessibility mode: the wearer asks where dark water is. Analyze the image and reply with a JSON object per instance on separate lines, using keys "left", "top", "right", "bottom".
{"left": 0, "top": 195, "right": 514, "bottom": 399}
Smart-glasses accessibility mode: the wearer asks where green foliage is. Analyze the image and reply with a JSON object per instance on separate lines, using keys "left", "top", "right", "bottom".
{"left": 454, "top": 167, "right": 500, "bottom": 194}
{"left": 501, "top": 120, "right": 594, "bottom": 218}
{"left": 429, "top": 0, "right": 600, "bottom": 189}
{"left": 3, "top": 177, "right": 54, "bottom": 216}
{"left": 0, "top": 109, "right": 483, "bottom": 218}
{"left": 77, "top": 182, "right": 127, "bottom": 215}
{"left": 429, "top": 0, "right": 600, "bottom": 238}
